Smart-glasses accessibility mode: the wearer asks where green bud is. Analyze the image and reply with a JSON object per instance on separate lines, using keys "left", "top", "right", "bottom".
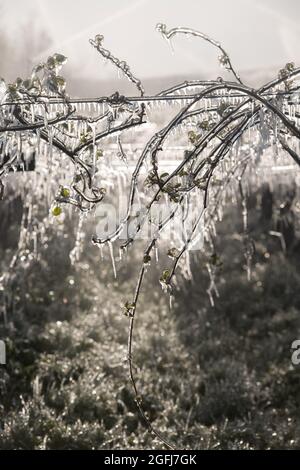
{"left": 52, "top": 206, "right": 62, "bottom": 216}
{"left": 61, "top": 187, "right": 70, "bottom": 198}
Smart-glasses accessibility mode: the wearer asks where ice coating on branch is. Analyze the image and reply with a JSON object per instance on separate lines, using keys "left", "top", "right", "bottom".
{"left": 156, "top": 23, "right": 242, "bottom": 84}
{"left": 90, "top": 34, "right": 145, "bottom": 96}
{"left": 0, "top": 78, "right": 6, "bottom": 103}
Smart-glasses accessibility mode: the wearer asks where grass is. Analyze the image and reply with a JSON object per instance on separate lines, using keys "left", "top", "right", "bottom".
{"left": 0, "top": 200, "right": 300, "bottom": 449}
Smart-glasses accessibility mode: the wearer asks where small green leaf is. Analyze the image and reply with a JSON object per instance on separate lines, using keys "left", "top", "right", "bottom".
{"left": 53, "top": 53, "right": 67, "bottom": 65}
{"left": 47, "top": 56, "right": 56, "bottom": 70}
{"left": 188, "top": 130, "right": 199, "bottom": 144}
{"left": 160, "top": 269, "right": 170, "bottom": 283}
{"left": 210, "top": 252, "right": 223, "bottom": 267}
{"left": 219, "top": 54, "right": 229, "bottom": 67}
{"left": 94, "top": 34, "right": 104, "bottom": 46}
{"left": 60, "top": 187, "right": 70, "bottom": 198}
{"left": 123, "top": 301, "right": 135, "bottom": 317}
{"left": 143, "top": 254, "right": 151, "bottom": 264}
{"left": 167, "top": 247, "right": 180, "bottom": 259}
{"left": 52, "top": 206, "right": 62, "bottom": 216}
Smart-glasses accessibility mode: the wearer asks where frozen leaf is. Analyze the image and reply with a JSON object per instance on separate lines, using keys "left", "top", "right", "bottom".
{"left": 60, "top": 187, "right": 70, "bottom": 198}
{"left": 52, "top": 206, "right": 62, "bottom": 217}
{"left": 94, "top": 34, "right": 104, "bottom": 46}
{"left": 53, "top": 53, "right": 67, "bottom": 65}
{"left": 160, "top": 269, "right": 170, "bottom": 283}
{"left": 47, "top": 56, "right": 56, "bottom": 70}
{"left": 167, "top": 247, "right": 180, "bottom": 259}
{"left": 143, "top": 254, "right": 151, "bottom": 265}
{"left": 123, "top": 301, "right": 135, "bottom": 317}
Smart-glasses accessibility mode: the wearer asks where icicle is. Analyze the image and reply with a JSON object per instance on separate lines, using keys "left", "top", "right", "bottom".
{"left": 70, "top": 214, "right": 85, "bottom": 265}
{"left": 33, "top": 230, "right": 38, "bottom": 258}
{"left": 31, "top": 104, "right": 35, "bottom": 124}
{"left": 91, "top": 122, "right": 97, "bottom": 174}
{"left": 43, "top": 106, "right": 48, "bottom": 129}
{"left": 108, "top": 241, "right": 117, "bottom": 278}
{"left": 206, "top": 263, "right": 219, "bottom": 307}
{"left": 242, "top": 198, "right": 247, "bottom": 232}
{"left": 155, "top": 246, "right": 159, "bottom": 262}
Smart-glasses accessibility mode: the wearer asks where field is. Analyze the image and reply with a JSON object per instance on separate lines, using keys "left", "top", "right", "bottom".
{"left": 1, "top": 195, "right": 299, "bottom": 450}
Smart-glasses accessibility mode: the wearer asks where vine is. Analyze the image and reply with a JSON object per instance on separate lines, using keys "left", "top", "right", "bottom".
{"left": 1, "top": 24, "right": 300, "bottom": 449}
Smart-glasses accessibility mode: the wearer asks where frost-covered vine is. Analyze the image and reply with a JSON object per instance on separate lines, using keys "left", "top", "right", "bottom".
{"left": 1, "top": 23, "right": 300, "bottom": 449}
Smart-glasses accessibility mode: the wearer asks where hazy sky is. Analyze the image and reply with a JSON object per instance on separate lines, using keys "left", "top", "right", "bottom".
{"left": 1, "top": 0, "right": 300, "bottom": 82}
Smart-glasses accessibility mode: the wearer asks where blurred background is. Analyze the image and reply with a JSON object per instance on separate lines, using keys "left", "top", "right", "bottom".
{"left": 0, "top": 0, "right": 300, "bottom": 451}
{"left": 1, "top": 0, "right": 300, "bottom": 93}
